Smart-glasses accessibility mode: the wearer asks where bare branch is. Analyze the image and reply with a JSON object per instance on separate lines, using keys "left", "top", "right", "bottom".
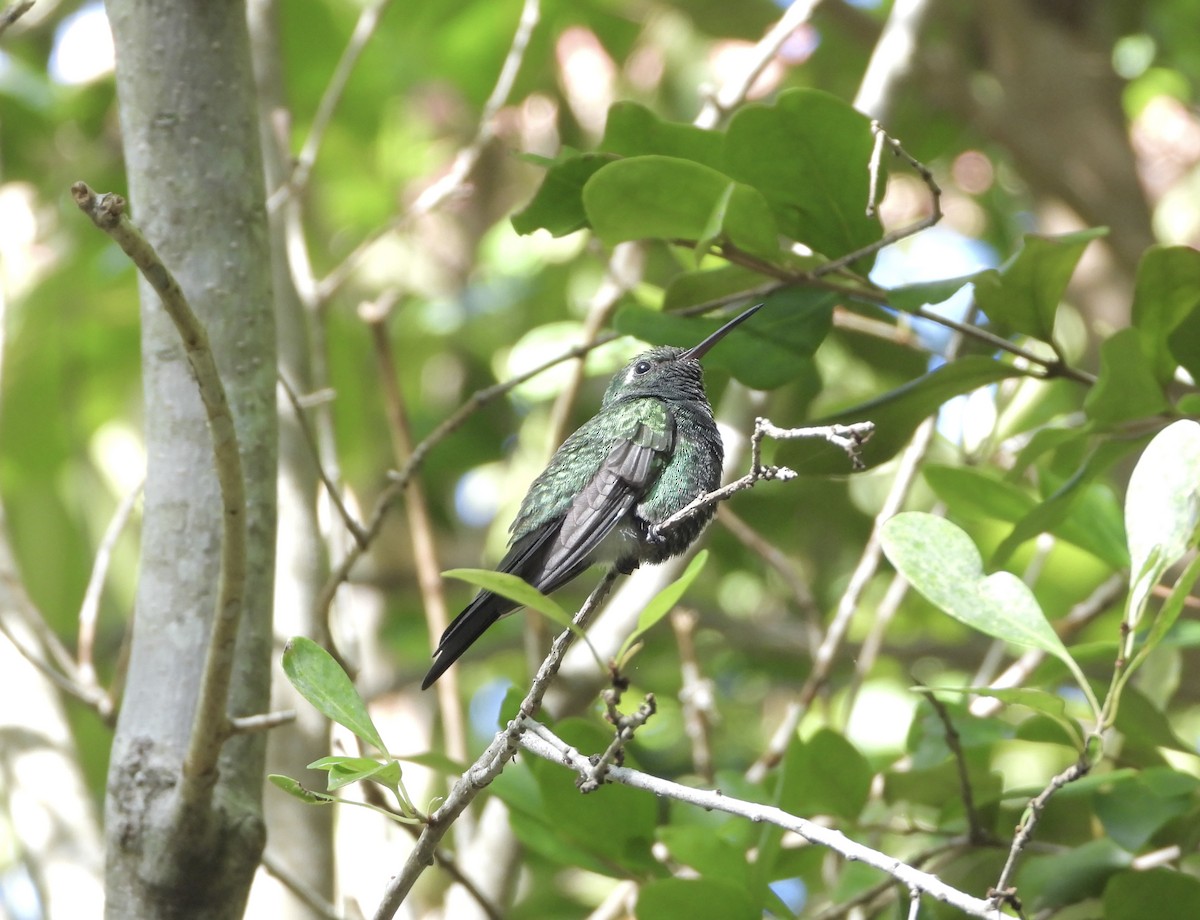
{"left": 917, "top": 686, "right": 989, "bottom": 845}
{"left": 578, "top": 691, "right": 656, "bottom": 793}
{"left": 278, "top": 374, "right": 368, "bottom": 547}
{"left": 228, "top": 710, "right": 296, "bottom": 735}
{"left": 72, "top": 181, "right": 247, "bottom": 795}
{"left": 696, "top": 0, "right": 824, "bottom": 128}
{"left": 518, "top": 723, "right": 1006, "bottom": 919}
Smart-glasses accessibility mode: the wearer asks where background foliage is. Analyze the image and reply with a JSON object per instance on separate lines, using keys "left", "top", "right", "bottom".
{"left": 3, "top": 0, "right": 1200, "bottom": 918}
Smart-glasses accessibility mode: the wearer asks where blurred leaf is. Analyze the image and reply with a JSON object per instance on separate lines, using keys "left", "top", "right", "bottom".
{"left": 991, "top": 443, "right": 1133, "bottom": 569}
{"left": 282, "top": 637, "right": 387, "bottom": 755}
{"left": 972, "top": 228, "right": 1107, "bottom": 343}
{"left": 600, "top": 101, "right": 724, "bottom": 168}
{"left": 888, "top": 274, "right": 980, "bottom": 312}
{"left": 617, "top": 550, "right": 708, "bottom": 667}
{"left": 1113, "top": 685, "right": 1197, "bottom": 756}
{"left": 924, "top": 463, "right": 1128, "bottom": 568}
{"left": 657, "top": 826, "right": 750, "bottom": 889}
{"left": 929, "top": 687, "right": 1084, "bottom": 748}
{"left": 1018, "top": 838, "right": 1130, "bottom": 911}
{"left": 583, "top": 155, "right": 780, "bottom": 259}
{"left": 723, "top": 89, "right": 881, "bottom": 265}
{"left": 786, "top": 357, "right": 1024, "bottom": 474}
{"left": 663, "top": 264, "right": 775, "bottom": 310}
{"left": 511, "top": 153, "right": 615, "bottom": 236}
{"left": 1094, "top": 768, "right": 1199, "bottom": 852}
{"left": 1084, "top": 328, "right": 1170, "bottom": 425}
{"left": 616, "top": 288, "right": 833, "bottom": 390}
{"left": 1105, "top": 868, "right": 1200, "bottom": 920}
{"left": 1131, "top": 245, "right": 1200, "bottom": 384}
{"left": 636, "top": 878, "right": 759, "bottom": 920}
{"left": 1124, "top": 420, "right": 1200, "bottom": 629}
{"left": 793, "top": 729, "right": 872, "bottom": 821}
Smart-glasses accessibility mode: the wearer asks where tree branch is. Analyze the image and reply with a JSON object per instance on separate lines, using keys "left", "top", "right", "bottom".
{"left": 72, "top": 181, "right": 248, "bottom": 797}
{"left": 518, "top": 722, "right": 1007, "bottom": 919}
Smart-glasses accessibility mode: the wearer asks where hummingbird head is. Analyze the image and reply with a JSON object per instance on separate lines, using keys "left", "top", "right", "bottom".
{"left": 601, "top": 303, "right": 762, "bottom": 407}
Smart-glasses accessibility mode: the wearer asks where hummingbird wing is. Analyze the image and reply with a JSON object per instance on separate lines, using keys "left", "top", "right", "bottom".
{"left": 422, "top": 410, "right": 676, "bottom": 689}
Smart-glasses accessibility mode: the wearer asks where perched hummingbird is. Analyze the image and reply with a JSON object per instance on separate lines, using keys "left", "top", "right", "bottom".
{"left": 422, "top": 303, "right": 762, "bottom": 689}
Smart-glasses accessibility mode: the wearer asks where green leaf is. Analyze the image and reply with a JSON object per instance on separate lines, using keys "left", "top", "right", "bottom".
{"left": 887, "top": 273, "right": 980, "bottom": 312}
{"left": 793, "top": 729, "right": 872, "bottom": 821}
{"left": 1094, "top": 768, "right": 1199, "bottom": 852}
{"left": 615, "top": 288, "right": 833, "bottom": 391}
{"left": 443, "top": 568, "right": 572, "bottom": 629}
{"left": 785, "top": 357, "right": 1025, "bottom": 474}
{"left": 1105, "top": 868, "right": 1200, "bottom": 920}
{"left": 657, "top": 826, "right": 750, "bottom": 889}
{"left": 972, "top": 228, "right": 1107, "bottom": 343}
{"left": 269, "top": 774, "right": 337, "bottom": 806}
{"left": 1018, "top": 838, "right": 1130, "bottom": 911}
{"left": 1083, "top": 328, "right": 1170, "bottom": 425}
{"left": 990, "top": 442, "right": 1133, "bottom": 569}
{"left": 881, "top": 514, "right": 1085, "bottom": 680}
{"left": 583, "top": 155, "right": 780, "bottom": 259}
{"left": 1131, "top": 245, "right": 1200, "bottom": 384}
{"left": 511, "top": 153, "right": 615, "bottom": 236}
{"left": 616, "top": 550, "right": 708, "bottom": 668}
{"left": 1125, "top": 420, "right": 1200, "bottom": 628}
{"left": 636, "top": 878, "right": 759, "bottom": 920}
{"left": 927, "top": 686, "right": 1083, "bottom": 747}
{"left": 282, "top": 637, "right": 387, "bottom": 754}
{"left": 600, "top": 101, "right": 724, "bottom": 168}
{"left": 723, "top": 89, "right": 881, "bottom": 266}
{"left": 662, "top": 264, "right": 779, "bottom": 311}
{"left": 307, "top": 755, "right": 402, "bottom": 794}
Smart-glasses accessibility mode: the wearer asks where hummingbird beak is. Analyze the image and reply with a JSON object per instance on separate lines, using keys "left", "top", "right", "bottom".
{"left": 681, "top": 302, "right": 763, "bottom": 361}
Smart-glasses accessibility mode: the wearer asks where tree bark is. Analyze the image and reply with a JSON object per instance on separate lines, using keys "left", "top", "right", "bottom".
{"left": 103, "top": 1, "right": 276, "bottom": 918}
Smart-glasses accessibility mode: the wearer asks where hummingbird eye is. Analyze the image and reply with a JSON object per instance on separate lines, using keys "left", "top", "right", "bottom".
{"left": 633, "top": 360, "right": 652, "bottom": 375}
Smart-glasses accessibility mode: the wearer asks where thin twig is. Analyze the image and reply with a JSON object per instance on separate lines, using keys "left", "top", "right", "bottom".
{"left": 261, "top": 850, "right": 345, "bottom": 920}
{"left": 361, "top": 297, "right": 470, "bottom": 785}
{"left": 918, "top": 687, "right": 988, "bottom": 845}
{"left": 278, "top": 374, "right": 368, "bottom": 548}
{"left": 652, "top": 418, "right": 874, "bottom": 540}
{"left": 371, "top": 570, "right": 620, "bottom": 920}
{"left": 578, "top": 692, "right": 656, "bottom": 793}
{"left": 519, "top": 723, "right": 1005, "bottom": 919}
{"left": 270, "top": 0, "right": 396, "bottom": 207}
{"left": 671, "top": 609, "right": 715, "bottom": 783}
{"left": 72, "top": 182, "right": 247, "bottom": 796}
{"left": 990, "top": 756, "right": 1091, "bottom": 912}
{"left": 77, "top": 478, "right": 143, "bottom": 686}
{"left": 0, "top": 0, "right": 33, "bottom": 37}
{"left": 228, "top": 710, "right": 296, "bottom": 735}
{"left": 315, "top": 0, "right": 540, "bottom": 303}
{"left": 696, "top": 0, "right": 824, "bottom": 128}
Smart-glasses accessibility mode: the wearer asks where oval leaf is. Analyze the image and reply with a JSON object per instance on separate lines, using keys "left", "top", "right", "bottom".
{"left": 443, "top": 568, "right": 572, "bottom": 630}
{"left": 880, "top": 514, "right": 1068, "bottom": 660}
{"left": 282, "top": 637, "right": 387, "bottom": 754}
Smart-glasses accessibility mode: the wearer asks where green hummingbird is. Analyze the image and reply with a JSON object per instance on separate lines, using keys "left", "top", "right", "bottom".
{"left": 422, "top": 303, "right": 762, "bottom": 689}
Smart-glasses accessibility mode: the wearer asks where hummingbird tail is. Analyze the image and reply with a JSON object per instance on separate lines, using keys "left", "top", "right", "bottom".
{"left": 421, "top": 591, "right": 514, "bottom": 689}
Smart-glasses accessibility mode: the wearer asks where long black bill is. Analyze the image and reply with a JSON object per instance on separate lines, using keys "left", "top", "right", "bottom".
{"left": 681, "top": 302, "right": 763, "bottom": 361}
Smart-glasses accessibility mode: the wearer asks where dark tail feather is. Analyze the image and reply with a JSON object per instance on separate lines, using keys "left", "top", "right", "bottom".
{"left": 421, "top": 591, "right": 517, "bottom": 689}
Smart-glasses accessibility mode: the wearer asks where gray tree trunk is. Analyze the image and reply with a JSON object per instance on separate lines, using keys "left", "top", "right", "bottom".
{"left": 102, "top": 1, "right": 276, "bottom": 918}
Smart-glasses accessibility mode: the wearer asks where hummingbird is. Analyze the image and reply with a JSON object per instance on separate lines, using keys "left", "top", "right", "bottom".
{"left": 422, "top": 303, "right": 762, "bottom": 689}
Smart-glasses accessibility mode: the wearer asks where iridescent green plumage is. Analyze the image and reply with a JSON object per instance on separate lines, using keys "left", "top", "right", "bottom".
{"left": 423, "top": 304, "right": 760, "bottom": 689}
